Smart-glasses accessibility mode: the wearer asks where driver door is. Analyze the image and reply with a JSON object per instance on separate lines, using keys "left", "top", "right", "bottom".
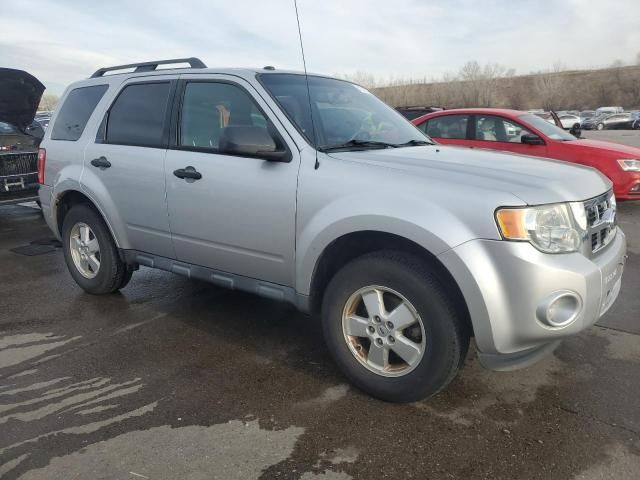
{"left": 164, "top": 74, "right": 300, "bottom": 286}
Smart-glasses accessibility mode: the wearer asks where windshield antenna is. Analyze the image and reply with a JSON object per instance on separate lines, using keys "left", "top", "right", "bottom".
{"left": 294, "top": 0, "right": 320, "bottom": 170}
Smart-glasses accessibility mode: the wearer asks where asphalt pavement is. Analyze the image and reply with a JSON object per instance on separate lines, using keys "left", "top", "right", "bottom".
{"left": 1, "top": 132, "right": 639, "bottom": 479}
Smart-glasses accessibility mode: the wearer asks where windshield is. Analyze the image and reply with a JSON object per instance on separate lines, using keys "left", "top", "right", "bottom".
{"left": 519, "top": 114, "right": 576, "bottom": 141}
{"left": 259, "top": 74, "right": 431, "bottom": 150}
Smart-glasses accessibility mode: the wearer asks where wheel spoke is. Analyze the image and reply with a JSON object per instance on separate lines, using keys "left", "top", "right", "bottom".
{"left": 79, "top": 257, "right": 90, "bottom": 272}
{"left": 387, "top": 301, "right": 417, "bottom": 330}
{"left": 367, "top": 344, "right": 389, "bottom": 370}
{"left": 71, "top": 236, "right": 82, "bottom": 250}
{"left": 391, "top": 334, "right": 422, "bottom": 366}
{"left": 86, "top": 237, "right": 100, "bottom": 254}
{"left": 87, "top": 254, "right": 100, "bottom": 273}
{"left": 79, "top": 224, "right": 90, "bottom": 243}
{"left": 361, "top": 289, "right": 385, "bottom": 318}
{"left": 344, "top": 315, "right": 370, "bottom": 337}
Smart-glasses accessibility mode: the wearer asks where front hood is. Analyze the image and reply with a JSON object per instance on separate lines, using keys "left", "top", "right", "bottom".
{"left": 567, "top": 138, "right": 640, "bottom": 158}
{"left": 329, "top": 145, "right": 611, "bottom": 205}
{"left": 0, "top": 68, "right": 45, "bottom": 130}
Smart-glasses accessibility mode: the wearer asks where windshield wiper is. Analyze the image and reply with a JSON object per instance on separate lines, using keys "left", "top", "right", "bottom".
{"left": 318, "top": 139, "right": 399, "bottom": 152}
{"left": 395, "top": 139, "right": 434, "bottom": 147}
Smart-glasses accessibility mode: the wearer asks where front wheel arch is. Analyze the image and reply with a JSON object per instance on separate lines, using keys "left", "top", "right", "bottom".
{"left": 308, "top": 231, "right": 473, "bottom": 338}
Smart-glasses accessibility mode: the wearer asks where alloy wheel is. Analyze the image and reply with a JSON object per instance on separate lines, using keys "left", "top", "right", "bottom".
{"left": 341, "top": 285, "right": 426, "bottom": 377}
{"left": 69, "top": 222, "right": 101, "bottom": 279}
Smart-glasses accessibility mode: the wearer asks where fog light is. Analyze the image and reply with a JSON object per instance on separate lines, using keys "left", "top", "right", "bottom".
{"left": 536, "top": 291, "right": 582, "bottom": 328}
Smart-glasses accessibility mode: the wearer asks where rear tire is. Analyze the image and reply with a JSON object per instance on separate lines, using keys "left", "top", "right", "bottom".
{"left": 321, "top": 251, "right": 469, "bottom": 402}
{"left": 61, "top": 204, "right": 132, "bottom": 294}
{"left": 596, "top": 123, "right": 604, "bottom": 131}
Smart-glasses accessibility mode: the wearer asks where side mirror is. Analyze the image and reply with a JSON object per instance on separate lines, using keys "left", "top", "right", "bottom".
{"left": 521, "top": 133, "right": 545, "bottom": 145}
{"left": 219, "top": 126, "right": 289, "bottom": 162}
{"left": 569, "top": 125, "right": 582, "bottom": 138}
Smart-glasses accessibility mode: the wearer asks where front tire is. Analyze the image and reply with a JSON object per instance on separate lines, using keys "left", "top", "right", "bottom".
{"left": 321, "top": 251, "right": 470, "bottom": 402}
{"left": 62, "top": 204, "right": 132, "bottom": 294}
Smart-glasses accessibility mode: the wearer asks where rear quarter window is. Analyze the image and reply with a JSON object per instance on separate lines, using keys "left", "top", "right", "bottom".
{"left": 51, "top": 85, "right": 108, "bottom": 141}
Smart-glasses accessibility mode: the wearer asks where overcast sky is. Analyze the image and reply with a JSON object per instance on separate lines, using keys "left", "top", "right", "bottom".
{"left": 2, "top": 0, "right": 639, "bottom": 95}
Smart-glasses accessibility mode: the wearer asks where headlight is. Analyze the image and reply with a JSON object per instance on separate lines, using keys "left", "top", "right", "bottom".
{"left": 496, "top": 203, "right": 584, "bottom": 253}
{"left": 617, "top": 159, "right": 640, "bottom": 171}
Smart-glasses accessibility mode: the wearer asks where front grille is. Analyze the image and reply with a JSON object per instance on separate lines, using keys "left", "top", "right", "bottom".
{"left": 0, "top": 152, "right": 38, "bottom": 177}
{"left": 584, "top": 192, "right": 616, "bottom": 254}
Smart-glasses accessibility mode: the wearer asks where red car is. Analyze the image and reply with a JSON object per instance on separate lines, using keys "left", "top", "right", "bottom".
{"left": 412, "top": 108, "right": 640, "bottom": 200}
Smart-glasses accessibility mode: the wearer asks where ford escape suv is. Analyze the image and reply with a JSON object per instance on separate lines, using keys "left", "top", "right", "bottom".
{"left": 39, "top": 58, "right": 627, "bottom": 402}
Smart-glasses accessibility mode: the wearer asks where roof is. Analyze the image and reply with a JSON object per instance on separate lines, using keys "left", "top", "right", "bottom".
{"left": 411, "top": 108, "right": 530, "bottom": 124}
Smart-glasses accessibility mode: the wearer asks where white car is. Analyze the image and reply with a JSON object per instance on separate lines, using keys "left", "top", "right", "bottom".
{"left": 558, "top": 114, "right": 581, "bottom": 130}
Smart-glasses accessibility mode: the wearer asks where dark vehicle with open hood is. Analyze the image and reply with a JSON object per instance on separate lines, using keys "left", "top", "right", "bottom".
{"left": 0, "top": 68, "right": 45, "bottom": 206}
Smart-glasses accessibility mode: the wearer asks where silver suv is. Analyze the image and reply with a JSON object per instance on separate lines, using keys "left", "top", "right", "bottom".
{"left": 38, "top": 58, "right": 627, "bottom": 402}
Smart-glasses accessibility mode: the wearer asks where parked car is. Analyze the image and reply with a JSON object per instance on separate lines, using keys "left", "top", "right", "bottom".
{"left": 580, "top": 110, "right": 596, "bottom": 122}
{"left": 39, "top": 59, "right": 626, "bottom": 402}
{"left": 395, "top": 105, "right": 444, "bottom": 120}
{"left": 0, "top": 68, "right": 45, "bottom": 206}
{"left": 583, "top": 113, "right": 636, "bottom": 130}
{"left": 412, "top": 108, "right": 640, "bottom": 199}
{"left": 630, "top": 112, "right": 640, "bottom": 130}
{"left": 558, "top": 114, "right": 581, "bottom": 130}
{"left": 596, "top": 106, "right": 624, "bottom": 115}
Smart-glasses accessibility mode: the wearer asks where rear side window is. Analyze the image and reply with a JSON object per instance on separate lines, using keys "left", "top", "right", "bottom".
{"left": 106, "top": 82, "right": 172, "bottom": 147}
{"left": 51, "top": 85, "right": 108, "bottom": 141}
{"left": 425, "top": 115, "right": 469, "bottom": 139}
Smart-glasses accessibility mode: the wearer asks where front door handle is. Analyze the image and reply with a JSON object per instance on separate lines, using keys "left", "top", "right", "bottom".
{"left": 173, "top": 166, "right": 202, "bottom": 180}
{"left": 90, "top": 156, "right": 111, "bottom": 168}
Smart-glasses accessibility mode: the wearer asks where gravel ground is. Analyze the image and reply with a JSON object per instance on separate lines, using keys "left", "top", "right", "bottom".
{"left": 1, "top": 132, "right": 639, "bottom": 479}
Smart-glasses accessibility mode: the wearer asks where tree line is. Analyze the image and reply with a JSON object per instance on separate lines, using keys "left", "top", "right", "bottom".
{"left": 345, "top": 59, "right": 640, "bottom": 111}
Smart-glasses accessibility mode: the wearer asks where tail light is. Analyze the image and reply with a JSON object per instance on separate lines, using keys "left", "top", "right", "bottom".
{"left": 37, "top": 148, "right": 46, "bottom": 184}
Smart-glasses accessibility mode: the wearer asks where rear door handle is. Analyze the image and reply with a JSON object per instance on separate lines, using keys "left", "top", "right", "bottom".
{"left": 173, "top": 166, "right": 202, "bottom": 180}
{"left": 90, "top": 156, "right": 111, "bottom": 168}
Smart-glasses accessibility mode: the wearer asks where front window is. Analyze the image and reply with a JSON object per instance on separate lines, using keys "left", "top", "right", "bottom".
{"left": 519, "top": 114, "right": 576, "bottom": 141}
{"left": 474, "top": 115, "right": 532, "bottom": 143}
{"left": 259, "top": 74, "right": 431, "bottom": 150}
{"left": 180, "top": 82, "right": 268, "bottom": 150}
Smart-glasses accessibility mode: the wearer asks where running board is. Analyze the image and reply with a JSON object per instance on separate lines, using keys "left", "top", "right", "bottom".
{"left": 120, "top": 249, "right": 300, "bottom": 306}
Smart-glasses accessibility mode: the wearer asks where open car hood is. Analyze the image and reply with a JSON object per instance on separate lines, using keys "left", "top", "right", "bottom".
{"left": 0, "top": 68, "right": 45, "bottom": 130}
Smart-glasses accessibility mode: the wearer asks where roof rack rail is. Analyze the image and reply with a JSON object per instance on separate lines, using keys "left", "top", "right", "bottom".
{"left": 90, "top": 57, "right": 207, "bottom": 78}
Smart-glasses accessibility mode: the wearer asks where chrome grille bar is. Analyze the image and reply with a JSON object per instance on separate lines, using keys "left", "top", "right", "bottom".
{"left": 584, "top": 191, "right": 616, "bottom": 254}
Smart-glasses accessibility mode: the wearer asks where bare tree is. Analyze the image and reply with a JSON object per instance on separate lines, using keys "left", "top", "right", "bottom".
{"left": 38, "top": 94, "right": 59, "bottom": 111}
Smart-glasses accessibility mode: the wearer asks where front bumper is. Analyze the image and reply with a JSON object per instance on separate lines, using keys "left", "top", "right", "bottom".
{"left": 438, "top": 230, "right": 627, "bottom": 369}
{"left": 612, "top": 171, "right": 640, "bottom": 200}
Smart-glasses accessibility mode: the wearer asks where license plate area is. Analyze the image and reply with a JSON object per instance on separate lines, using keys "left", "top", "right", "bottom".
{"left": 600, "top": 253, "right": 626, "bottom": 315}
{"left": 3, "top": 176, "right": 26, "bottom": 192}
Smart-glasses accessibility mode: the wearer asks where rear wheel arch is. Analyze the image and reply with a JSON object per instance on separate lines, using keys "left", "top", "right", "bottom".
{"left": 54, "top": 190, "right": 120, "bottom": 248}
{"left": 307, "top": 230, "right": 473, "bottom": 337}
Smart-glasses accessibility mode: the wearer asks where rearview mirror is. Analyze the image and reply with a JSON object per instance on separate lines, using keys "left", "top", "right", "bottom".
{"left": 521, "top": 133, "right": 544, "bottom": 145}
{"left": 219, "top": 126, "right": 289, "bottom": 162}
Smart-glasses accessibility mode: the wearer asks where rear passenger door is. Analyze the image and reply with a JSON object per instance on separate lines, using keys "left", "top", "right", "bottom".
{"left": 83, "top": 77, "right": 176, "bottom": 258}
{"left": 164, "top": 75, "right": 299, "bottom": 286}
